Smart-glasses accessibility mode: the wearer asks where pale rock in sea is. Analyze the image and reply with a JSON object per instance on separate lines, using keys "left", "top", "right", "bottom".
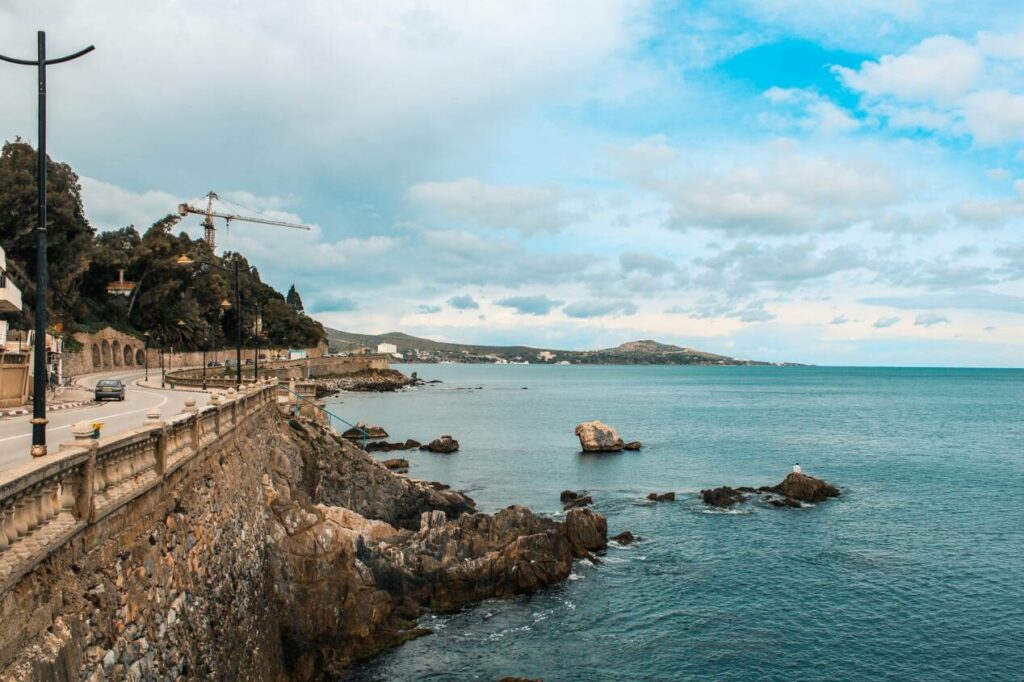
{"left": 574, "top": 421, "right": 625, "bottom": 452}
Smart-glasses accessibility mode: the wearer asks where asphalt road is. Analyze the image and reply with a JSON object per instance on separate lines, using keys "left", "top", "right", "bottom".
{"left": 0, "top": 370, "right": 208, "bottom": 474}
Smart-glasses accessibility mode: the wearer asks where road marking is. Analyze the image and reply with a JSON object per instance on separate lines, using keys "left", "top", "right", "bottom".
{"left": 0, "top": 385, "right": 171, "bottom": 444}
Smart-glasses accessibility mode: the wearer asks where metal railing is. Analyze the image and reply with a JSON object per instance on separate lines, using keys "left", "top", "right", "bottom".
{"left": 276, "top": 383, "right": 371, "bottom": 449}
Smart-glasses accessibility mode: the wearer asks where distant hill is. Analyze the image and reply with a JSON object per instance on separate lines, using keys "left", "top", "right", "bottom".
{"left": 325, "top": 329, "right": 790, "bottom": 366}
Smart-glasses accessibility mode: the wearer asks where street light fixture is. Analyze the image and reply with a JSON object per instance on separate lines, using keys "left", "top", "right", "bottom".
{"left": 1, "top": 32, "right": 95, "bottom": 457}
{"left": 143, "top": 331, "right": 150, "bottom": 381}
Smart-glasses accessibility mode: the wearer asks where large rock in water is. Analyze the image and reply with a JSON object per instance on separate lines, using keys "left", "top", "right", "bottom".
{"left": 769, "top": 472, "right": 840, "bottom": 503}
{"left": 341, "top": 422, "right": 388, "bottom": 440}
{"left": 421, "top": 435, "right": 459, "bottom": 453}
{"left": 574, "top": 421, "right": 625, "bottom": 452}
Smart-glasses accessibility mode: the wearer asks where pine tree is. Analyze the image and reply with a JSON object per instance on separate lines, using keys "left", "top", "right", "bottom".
{"left": 286, "top": 284, "right": 304, "bottom": 313}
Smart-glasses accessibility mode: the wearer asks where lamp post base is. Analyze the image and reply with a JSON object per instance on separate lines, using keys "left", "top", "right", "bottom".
{"left": 31, "top": 443, "right": 47, "bottom": 457}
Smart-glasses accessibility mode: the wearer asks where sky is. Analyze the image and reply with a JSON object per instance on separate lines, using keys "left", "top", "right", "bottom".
{"left": 2, "top": 1, "right": 1023, "bottom": 367}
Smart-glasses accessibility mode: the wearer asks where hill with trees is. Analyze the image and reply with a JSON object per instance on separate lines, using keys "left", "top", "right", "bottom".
{"left": 0, "top": 140, "right": 324, "bottom": 350}
{"left": 325, "top": 328, "right": 785, "bottom": 365}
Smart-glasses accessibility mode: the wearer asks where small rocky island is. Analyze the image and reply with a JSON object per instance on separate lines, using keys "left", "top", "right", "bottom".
{"left": 702, "top": 472, "right": 840, "bottom": 509}
{"left": 574, "top": 421, "right": 642, "bottom": 452}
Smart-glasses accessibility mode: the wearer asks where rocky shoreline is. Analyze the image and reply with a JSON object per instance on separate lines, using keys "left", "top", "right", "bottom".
{"left": 270, "top": 415, "right": 608, "bottom": 677}
{"left": 313, "top": 368, "right": 422, "bottom": 393}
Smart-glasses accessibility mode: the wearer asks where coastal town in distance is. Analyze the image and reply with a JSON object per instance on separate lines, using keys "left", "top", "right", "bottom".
{"left": 0, "top": 3, "right": 1021, "bottom": 682}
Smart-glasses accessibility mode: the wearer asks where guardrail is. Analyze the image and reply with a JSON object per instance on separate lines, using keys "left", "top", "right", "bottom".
{"left": 277, "top": 383, "right": 371, "bottom": 448}
{"left": 0, "top": 380, "right": 279, "bottom": 596}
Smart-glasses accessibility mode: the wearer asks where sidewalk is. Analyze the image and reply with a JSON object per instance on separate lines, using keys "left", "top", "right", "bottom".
{"left": 0, "top": 388, "right": 98, "bottom": 418}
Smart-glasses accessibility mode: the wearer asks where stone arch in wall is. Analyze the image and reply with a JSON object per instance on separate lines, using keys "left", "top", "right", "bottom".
{"left": 135, "top": 349, "right": 145, "bottom": 366}
{"left": 101, "top": 341, "right": 111, "bottom": 368}
{"left": 91, "top": 344, "right": 101, "bottom": 368}
{"left": 123, "top": 344, "right": 134, "bottom": 366}
{"left": 112, "top": 340, "right": 122, "bottom": 367}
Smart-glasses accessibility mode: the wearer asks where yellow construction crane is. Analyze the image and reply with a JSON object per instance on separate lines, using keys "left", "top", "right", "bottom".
{"left": 177, "top": 191, "right": 310, "bottom": 249}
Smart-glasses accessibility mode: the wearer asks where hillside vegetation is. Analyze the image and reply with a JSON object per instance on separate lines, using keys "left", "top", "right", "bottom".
{"left": 0, "top": 140, "right": 324, "bottom": 349}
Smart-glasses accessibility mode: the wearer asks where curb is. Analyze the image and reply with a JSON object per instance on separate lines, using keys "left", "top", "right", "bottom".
{"left": 1, "top": 399, "right": 97, "bottom": 418}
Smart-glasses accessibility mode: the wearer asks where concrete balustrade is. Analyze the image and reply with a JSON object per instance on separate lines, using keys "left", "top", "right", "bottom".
{"left": 0, "top": 383, "right": 277, "bottom": 593}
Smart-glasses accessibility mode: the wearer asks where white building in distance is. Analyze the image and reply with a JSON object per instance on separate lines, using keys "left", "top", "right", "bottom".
{"left": 377, "top": 342, "right": 398, "bottom": 354}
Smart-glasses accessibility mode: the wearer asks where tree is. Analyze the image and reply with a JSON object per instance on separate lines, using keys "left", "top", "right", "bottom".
{"left": 286, "top": 284, "right": 304, "bottom": 313}
{"left": 0, "top": 139, "right": 95, "bottom": 327}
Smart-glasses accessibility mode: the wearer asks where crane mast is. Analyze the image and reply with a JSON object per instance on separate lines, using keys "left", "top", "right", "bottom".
{"left": 177, "top": 190, "right": 310, "bottom": 249}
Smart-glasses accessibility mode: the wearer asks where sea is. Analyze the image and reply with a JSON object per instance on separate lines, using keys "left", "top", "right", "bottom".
{"left": 326, "top": 364, "right": 1024, "bottom": 681}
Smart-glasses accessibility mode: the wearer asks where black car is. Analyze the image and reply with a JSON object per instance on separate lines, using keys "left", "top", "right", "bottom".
{"left": 94, "top": 379, "right": 126, "bottom": 401}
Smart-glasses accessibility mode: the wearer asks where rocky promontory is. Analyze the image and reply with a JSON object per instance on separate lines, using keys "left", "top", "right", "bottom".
{"left": 314, "top": 368, "right": 418, "bottom": 393}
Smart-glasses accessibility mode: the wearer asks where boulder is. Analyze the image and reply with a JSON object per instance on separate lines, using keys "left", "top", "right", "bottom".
{"left": 646, "top": 492, "right": 675, "bottom": 502}
{"left": 420, "top": 435, "right": 459, "bottom": 453}
{"left": 560, "top": 490, "right": 580, "bottom": 504}
{"left": 700, "top": 486, "right": 747, "bottom": 508}
{"left": 341, "top": 422, "right": 389, "bottom": 440}
{"left": 381, "top": 458, "right": 409, "bottom": 470}
{"left": 564, "top": 495, "right": 592, "bottom": 510}
{"left": 574, "top": 421, "right": 625, "bottom": 452}
{"left": 612, "top": 530, "right": 635, "bottom": 545}
{"left": 771, "top": 472, "right": 840, "bottom": 503}
{"left": 623, "top": 441, "right": 642, "bottom": 450}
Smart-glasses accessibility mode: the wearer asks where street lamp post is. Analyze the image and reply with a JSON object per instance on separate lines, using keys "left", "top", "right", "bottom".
{"left": 177, "top": 254, "right": 254, "bottom": 389}
{"left": 253, "top": 302, "right": 261, "bottom": 382}
{"left": 143, "top": 331, "right": 150, "bottom": 381}
{"left": 1, "top": 32, "right": 94, "bottom": 457}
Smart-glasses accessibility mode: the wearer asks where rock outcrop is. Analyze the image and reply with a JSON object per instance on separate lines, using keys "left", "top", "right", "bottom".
{"left": 764, "top": 472, "right": 840, "bottom": 503}
{"left": 700, "top": 486, "right": 747, "bottom": 507}
{"left": 341, "top": 421, "right": 389, "bottom": 439}
{"left": 381, "top": 458, "right": 409, "bottom": 470}
{"left": 612, "top": 530, "right": 635, "bottom": 545}
{"left": 420, "top": 435, "right": 459, "bottom": 453}
{"left": 314, "top": 368, "right": 417, "bottom": 392}
{"left": 366, "top": 439, "right": 421, "bottom": 452}
{"left": 623, "top": 441, "right": 642, "bottom": 450}
{"left": 647, "top": 492, "right": 675, "bottom": 502}
{"left": 574, "top": 421, "right": 625, "bottom": 452}
{"left": 269, "top": 417, "right": 608, "bottom": 677}
{"left": 702, "top": 472, "right": 840, "bottom": 509}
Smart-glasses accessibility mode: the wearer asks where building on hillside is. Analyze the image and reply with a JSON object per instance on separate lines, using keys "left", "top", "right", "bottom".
{"left": 0, "top": 246, "right": 31, "bottom": 407}
{"left": 537, "top": 351, "right": 556, "bottom": 361}
{"left": 377, "top": 342, "right": 398, "bottom": 354}
{"left": 105, "top": 269, "right": 137, "bottom": 297}
{"left": 288, "top": 349, "right": 307, "bottom": 360}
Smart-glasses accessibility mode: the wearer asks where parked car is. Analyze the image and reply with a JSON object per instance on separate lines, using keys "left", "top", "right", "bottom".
{"left": 94, "top": 379, "right": 125, "bottom": 401}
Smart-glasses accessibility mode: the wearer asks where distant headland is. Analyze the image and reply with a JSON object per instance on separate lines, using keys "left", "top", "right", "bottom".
{"left": 325, "top": 328, "right": 800, "bottom": 366}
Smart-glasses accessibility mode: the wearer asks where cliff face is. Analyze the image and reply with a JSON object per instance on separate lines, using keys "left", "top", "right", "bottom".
{"left": 265, "top": 417, "right": 607, "bottom": 678}
{"left": 2, "top": 410, "right": 607, "bottom": 681}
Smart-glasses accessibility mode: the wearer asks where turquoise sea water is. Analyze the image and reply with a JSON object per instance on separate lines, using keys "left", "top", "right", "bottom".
{"left": 331, "top": 365, "right": 1024, "bottom": 681}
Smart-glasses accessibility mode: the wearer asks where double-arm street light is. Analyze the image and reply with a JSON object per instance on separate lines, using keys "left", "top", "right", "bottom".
{"left": 1, "top": 32, "right": 94, "bottom": 457}
{"left": 176, "top": 254, "right": 255, "bottom": 388}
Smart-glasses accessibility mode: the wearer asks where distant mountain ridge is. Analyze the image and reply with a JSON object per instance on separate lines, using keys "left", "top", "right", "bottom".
{"left": 325, "top": 329, "right": 792, "bottom": 366}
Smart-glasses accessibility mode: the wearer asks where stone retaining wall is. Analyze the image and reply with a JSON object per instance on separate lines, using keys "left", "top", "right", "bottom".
{"left": 0, "top": 382, "right": 284, "bottom": 680}
{"left": 63, "top": 326, "right": 328, "bottom": 378}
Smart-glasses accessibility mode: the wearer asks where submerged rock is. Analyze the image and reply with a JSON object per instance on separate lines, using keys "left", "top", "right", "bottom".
{"left": 612, "top": 530, "right": 635, "bottom": 545}
{"left": 365, "top": 439, "right": 421, "bottom": 452}
{"left": 381, "top": 458, "right": 409, "bottom": 470}
{"left": 623, "top": 441, "right": 642, "bottom": 450}
{"left": 341, "top": 422, "right": 389, "bottom": 440}
{"left": 646, "top": 492, "right": 675, "bottom": 502}
{"left": 574, "top": 421, "right": 625, "bottom": 452}
{"left": 700, "top": 486, "right": 748, "bottom": 508}
{"left": 420, "top": 435, "right": 459, "bottom": 453}
{"left": 560, "top": 489, "right": 580, "bottom": 504}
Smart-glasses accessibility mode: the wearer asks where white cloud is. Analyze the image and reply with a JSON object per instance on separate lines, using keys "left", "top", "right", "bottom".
{"left": 834, "top": 35, "right": 983, "bottom": 103}
{"left": 408, "top": 178, "right": 576, "bottom": 234}
{"left": 79, "top": 177, "right": 180, "bottom": 231}
{"left": 659, "top": 146, "right": 900, "bottom": 234}
{"left": 873, "top": 316, "right": 901, "bottom": 328}
{"left": 762, "top": 88, "right": 860, "bottom": 135}
{"left": 959, "top": 90, "right": 1024, "bottom": 144}
{"left": 914, "top": 313, "right": 950, "bottom": 327}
